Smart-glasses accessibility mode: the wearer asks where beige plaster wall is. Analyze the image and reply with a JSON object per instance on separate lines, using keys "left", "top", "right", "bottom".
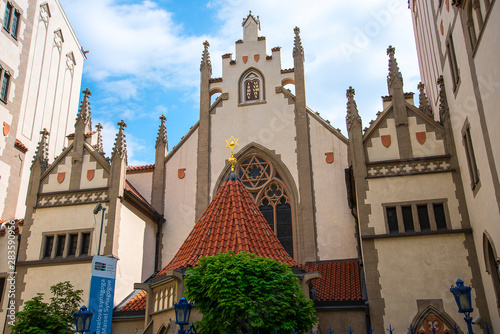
{"left": 316, "top": 309, "right": 366, "bottom": 334}
{"left": 309, "top": 116, "right": 357, "bottom": 260}
{"left": 366, "top": 117, "right": 400, "bottom": 162}
{"left": 111, "top": 319, "right": 144, "bottom": 334}
{"left": 79, "top": 149, "right": 109, "bottom": 189}
{"left": 162, "top": 129, "right": 198, "bottom": 266}
{"left": 126, "top": 171, "right": 153, "bottom": 204}
{"left": 40, "top": 154, "right": 72, "bottom": 193}
{"left": 20, "top": 262, "right": 92, "bottom": 308}
{"left": 376, "top": 234, "right": 479, "bottom": 332}
{"left": 26, "top": 204, "right": 103, "bottom": 261}
{"left": 365, "top": 173, "right": 461, "bottom": 235}
{"left": 407, "top": 116, "right": 445, "bottom": 158}
{"left": 116, "top": 204, "right": 156, "bottom": 305}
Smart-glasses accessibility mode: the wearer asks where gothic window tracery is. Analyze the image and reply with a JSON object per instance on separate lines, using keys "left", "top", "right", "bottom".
{"left": 237, "top": 155, "right": 293, "bottom": 258}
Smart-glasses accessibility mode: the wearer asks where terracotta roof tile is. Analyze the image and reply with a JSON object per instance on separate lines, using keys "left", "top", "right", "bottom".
{"left": 303, "top": 260, "right": 363, "bottom": 301}
{"left": 157, "top": 173, "right": 299, "bottom": 275}
{"left": 127, "top": 164, "right": 155, "bottom": 172}
{"left": 120, "top": 290, "right": 147, "bottom": 311}
{"left": 15, "top": 139, "right": 28, "bottom": 153}
{"left": 0, "top": 218, "right": 23, "bottom": 235}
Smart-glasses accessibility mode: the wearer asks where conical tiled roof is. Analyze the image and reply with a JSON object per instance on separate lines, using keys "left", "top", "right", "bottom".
{"left": 157, "top": 173, "right": 298, "bottom": 275}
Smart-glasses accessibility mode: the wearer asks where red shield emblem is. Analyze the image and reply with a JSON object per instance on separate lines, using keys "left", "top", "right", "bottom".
{"left": 87, "top": 169, "right": 95, "bottom": 181}
{"left": 3, "top": 122, "right": 10, "bottom": 136}
{"left": 242, "top": 56, "right": 248, "bottom": 64}
{"left": 57, "top": 172, "right": 65, "bottom": 184}
{"left": 416, "top": 131, "right": 426, "bottom": 145}
{"left": 254, "top": 54, "right": 260, "bottom": 62}
{"left": 325, "top": 152, "right": 334, "bottom": 164}
{"left": 178, "top": 168, "right": 186, "bottom": 179}
{"left": 381, "top": 135, "right": 391, "bottom": 148}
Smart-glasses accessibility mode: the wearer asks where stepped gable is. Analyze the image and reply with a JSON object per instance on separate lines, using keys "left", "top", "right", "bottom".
{"left": 157, "top": 172, "right": 299, "bottom": 274}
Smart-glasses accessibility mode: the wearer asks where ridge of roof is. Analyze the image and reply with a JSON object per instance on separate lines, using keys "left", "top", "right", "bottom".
{"left": 127, "top": 164, "right": 155, "bottom": 172}
{"left": 157, "top": 175, "right": 298, "bottom": 274}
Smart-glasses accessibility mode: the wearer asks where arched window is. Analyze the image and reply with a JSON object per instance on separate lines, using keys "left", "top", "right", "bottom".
{"left": 240, "top": 70, "right": 265, "bottom": 104}
{"left": 484, "top": 233, "right": 500, "bottom": 307}
{"left": 237, "top": 155, "right": 293, "bottom": 258}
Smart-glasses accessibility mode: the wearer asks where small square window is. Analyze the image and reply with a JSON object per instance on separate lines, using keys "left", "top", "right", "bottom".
{"left": 386, "top": 207, "right": 399, "bottom": 233}
{"left": 433, "top": 203, "right": 447, "bottom": 230}
{"left": 417, "top": 204, "right": 431, "bottom": 231}
{"left": 44, "top": 236, "right": 54, "bottom": 258}
{"left": 68, "top": 234, "right": 78, "bottom": 256}
{"left": 80, "top": 232, "right": 91, "bottom": 256}
{"left": 402, "top": 206, "right": 414, "bottom": 232}
{"left": 55, "top": 235, "right": 66, "bottom": 257}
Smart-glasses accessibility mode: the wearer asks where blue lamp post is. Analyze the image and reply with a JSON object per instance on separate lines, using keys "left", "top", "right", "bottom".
{"left": 174, "top": 297, "right": 194, "bottom": 334}
{"left": 73, "top": 305, "right": 93, "bottom": 333}
{"left": 450, "top": 279, "right": 474, "bottom": 334}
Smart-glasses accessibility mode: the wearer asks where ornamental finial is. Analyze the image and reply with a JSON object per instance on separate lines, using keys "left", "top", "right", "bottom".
{"left": 225, "top": 136, "right": 239, "bottom": 172}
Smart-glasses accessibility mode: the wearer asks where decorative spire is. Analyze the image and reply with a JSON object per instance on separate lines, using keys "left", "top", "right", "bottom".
{"left": 76, "top": 88, "right": 92, "bottom": 128}
{"left": 111, "top": 120, "right": 127, "bottom": 160}
{"left": 225, "top": 136, "right": 239, "bottom": 172}
{"left": 242, "top": 11, "right": 260, "bottom": 28}
{"left": 94, "top": 123, "right": 104, "bottom": 154}
{"left": 346, "top": 86, "right": 361, "bottom": 131}
{"left": 33, "top": 128, "right": 50, "bottom": 170}
{"left": 437, "top": 76, "right": 449, "bottom": 123}
{"left": 387, "top": 46, "right": 403, "bottom": 91}
{"left": 417, "top": 82, "right": 433, "bottom": 117}
{"left": 293, "top": 26, "right": 304, "bottom": 58}
{"left": 156, "top": 114, "right": 168, "bottom": 149}
{"left": 200, "top": 40, "right": 212, "bottom": 74}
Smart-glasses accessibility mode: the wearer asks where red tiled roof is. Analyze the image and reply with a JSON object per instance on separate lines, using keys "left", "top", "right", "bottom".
{"left": 120, "top": 290, "right": 147, "bottom": 311}
{"left": 15, "top": 139, "right": 28, "bottom": 153}
{"left": 124, "top": 180, "right": 154, "bottom": 211}
{"left": 127, "top": 164, "right": 155, "bottom": 172}
{"left": 304, "top": 260, "right": 363, "bottom": 301}
{"left": 66, "top": 130, "right": 98, "bottom": 138}
{"left": 157, "top": 173, "right": 299, "bottom": 274}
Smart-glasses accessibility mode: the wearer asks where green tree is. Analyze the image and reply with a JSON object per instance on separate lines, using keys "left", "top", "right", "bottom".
{"left": 185, "top": 252, "right": 316, "bottom": 334}
{"left": 10, "top": 281, "right": 83, "bottom": 334}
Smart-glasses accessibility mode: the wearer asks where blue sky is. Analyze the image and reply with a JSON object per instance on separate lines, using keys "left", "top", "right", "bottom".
{"left": 59, "top": 0, "right": 421, "bottom": 166}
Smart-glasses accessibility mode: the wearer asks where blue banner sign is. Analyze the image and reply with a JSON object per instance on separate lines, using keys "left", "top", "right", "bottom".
{"left": 88, "top": 255, "right": 117, "bottom": 334}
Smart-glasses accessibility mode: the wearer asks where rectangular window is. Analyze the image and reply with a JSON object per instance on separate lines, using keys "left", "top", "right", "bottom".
{"left": 463, "top": 124, "right": 480, "bottom": 189}
{"left": 80, "top": 232, "right": 90, "bottom": 256}
{"left": 433, "top": 203, "right": 447, "bottom": 230}
{"left": 386, "top": 207, "right": 399, "bottom": 233}
{"left": 10, "top": 10, "right": 19, "bottom": 38}
{"left": 417, "top": 204, "right": 431, "bottom": 231}
{"left": 0, "top": 71, "right": 10, "bottom": 103}
{"left": 55, "top": 235, "right": 66, "bottom": 257}
{"left": 68, "top": 234, "right": 78, "bottom": 256}
{"left": 3, "top": 2, "right": 12, "bottom": 31}
{"left": 447, "top": 36, "right": 460, "bottom": 90}
{"left": 0, "top": 277, "right": 5, "bottom": 305}
{"left": 385, "top": 201, "right": 448, "bottom": 234}
{"left": 402, "top": 205, "right": 414, "bottom": 232}
{"left": 44, "top": 236, "right": 54, "bottom": 258}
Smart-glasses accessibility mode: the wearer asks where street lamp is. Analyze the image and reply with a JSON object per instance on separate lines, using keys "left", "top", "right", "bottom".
{"left": 73, "top": 305, "right": 93, "bottom": 333}
{"left": 450, "top": 279, "right": 474, "bottom": 334}
{"left": 174, "top": 297, "right": 194, "bottom": 334}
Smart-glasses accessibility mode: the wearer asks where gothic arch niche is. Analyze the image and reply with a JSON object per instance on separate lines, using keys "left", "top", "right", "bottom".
{"left": 483, "top": 232, "right": 500, "bottom": 308}
{"left": 214, "top": 143, "right": 298, "bottom": 259}
{"left": 239, "top": 68, "right": 265, "bottom": 104}
{"left": 410, "top": 305, "right": 462, "bottom": 334}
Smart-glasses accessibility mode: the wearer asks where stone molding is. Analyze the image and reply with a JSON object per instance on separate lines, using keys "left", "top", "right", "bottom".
{"left": 36, "top": 188, "right": 109, "bottom": 208}
{"left": 366, "top": 156, "right": 452, "bottom": 178}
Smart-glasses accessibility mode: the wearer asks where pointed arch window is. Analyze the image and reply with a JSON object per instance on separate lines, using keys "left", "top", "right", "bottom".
{"left": 237, "top": 155, "right": 293, "bottom": 258}
{"left": 240, "top": 70, "right": 265, "bottom": 104}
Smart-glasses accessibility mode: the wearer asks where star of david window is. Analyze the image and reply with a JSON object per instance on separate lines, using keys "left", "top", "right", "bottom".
{"left": 237, "top": 155, "right": 293, "bottom": 258}
{"left": 240, "top": 70, "right": 265, "bottom": 104}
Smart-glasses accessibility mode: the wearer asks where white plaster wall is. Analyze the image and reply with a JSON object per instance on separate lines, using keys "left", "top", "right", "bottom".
{"left": 20, "top": 262, "right": 92, "bottom": 308}
{"left": 40, "top": 154, "right": 72, "bottom": 193}
{"left": 126, "top": 171, "right": 153, "bottom": 203}
{"left": 367, "top": 117, "right": 400, "bottom": 162}
{"left": 26, "top": 204, "right": 103, "bottom": 261}
{"left": 309, "top": 116, "right": 357, "bottom": 260}
{"left": 365, "top": 173, "right": 462, "bottom": 235}
{"left": 407, "top": 116, "right": 445, "bottom": 158}
{"left": 0, "top": 161, "right": 10, "bottom": 216}
{"left": 376, "top": 234, "right": 478, "bottom": 332}
{"left": 116, "top": 204, "right": 155, "bottom": 305}
{"left": 79, "top": 149, "right": 109, "bottom": 190}
{"left": 162, "top": 130, "right": 198, "bottom": 266}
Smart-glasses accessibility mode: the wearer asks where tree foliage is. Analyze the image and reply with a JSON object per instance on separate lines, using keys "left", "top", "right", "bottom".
{"left": 185, "top": 252, "right": 316, "bottom": 334}
{"left": 10, "top": 281, "right": 83, "bottom": 334}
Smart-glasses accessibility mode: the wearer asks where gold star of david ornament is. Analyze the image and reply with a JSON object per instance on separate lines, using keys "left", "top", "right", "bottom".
{"left": 225, "top": 136, "right": 239, "bottom": 171}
